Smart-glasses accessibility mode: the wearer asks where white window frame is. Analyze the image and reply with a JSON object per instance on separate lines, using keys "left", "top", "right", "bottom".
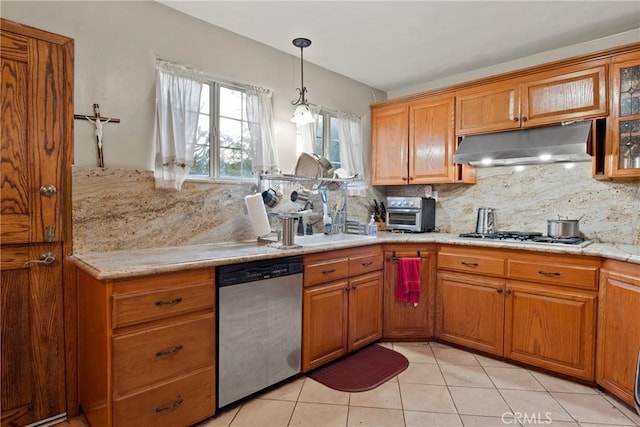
{"left": 188, "top": 80, "right": 255, "bottom": 183}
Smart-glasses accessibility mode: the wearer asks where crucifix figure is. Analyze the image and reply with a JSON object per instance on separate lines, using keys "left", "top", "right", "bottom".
{"left": 74, "top": 103, "right": 120, "bottom": 167}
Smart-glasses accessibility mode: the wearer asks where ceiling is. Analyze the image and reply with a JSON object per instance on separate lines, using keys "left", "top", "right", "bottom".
{"left": 160, "top": 1, "right": 640, "bottom": 92}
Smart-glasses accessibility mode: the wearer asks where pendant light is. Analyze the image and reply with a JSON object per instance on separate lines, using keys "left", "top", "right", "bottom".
{"left": 291, "top": 37, "right": 315, "bottom": 124}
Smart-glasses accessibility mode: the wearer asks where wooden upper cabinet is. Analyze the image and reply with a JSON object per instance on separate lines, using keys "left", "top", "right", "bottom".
{"left": 410, "top": 95, "right": 456, "bottom": 183}
{"left": 606, "top": 50, "right": 640, "bottom": 179}
{"left": 456, "top": 61, "right": 608, "bottom": 135}
{"left": 455, "top": 82, "right": 521, "bottom": 135}
{"left": 371, "top": 104, "right": 409, "bottom": 184}
{"left": 371, "top": 94, "right": 468, "bottom": 185}
{"left": 521, "top": 62, "right": 607, "bottom": 127}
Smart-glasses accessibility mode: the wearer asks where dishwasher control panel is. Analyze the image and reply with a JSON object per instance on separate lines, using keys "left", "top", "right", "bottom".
{"left": 216, "top": 255, "right": 303, "bottom": 286}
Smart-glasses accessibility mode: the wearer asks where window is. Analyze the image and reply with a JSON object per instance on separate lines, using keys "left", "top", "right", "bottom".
{"left": 190, "top": 82, "right": 255, "bottom": 181}
{"left": 306, "top": 110, "right": 342, "bottom": 170}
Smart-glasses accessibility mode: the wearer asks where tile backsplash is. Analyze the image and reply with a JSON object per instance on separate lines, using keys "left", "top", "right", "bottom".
{"left": 72, "top": 162, "right": 639, "bottom": 253}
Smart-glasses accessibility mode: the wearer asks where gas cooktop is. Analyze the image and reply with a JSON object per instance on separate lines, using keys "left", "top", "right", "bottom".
{"left": 458, "top": 231, "right": 593, "bottom": 248}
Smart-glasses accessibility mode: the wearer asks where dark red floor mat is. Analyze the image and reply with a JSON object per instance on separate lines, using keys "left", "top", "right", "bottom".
{"left": 307, "top": 344, "right": 409, "bottom": 392}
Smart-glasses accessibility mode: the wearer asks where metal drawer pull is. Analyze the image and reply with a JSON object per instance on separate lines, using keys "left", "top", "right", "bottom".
{"left": 538, "top": 270, "right": 561, "bottom": 277}
{"left": 23, "top": 252, "right": 56, "bottom": 267}
{"left": 461, "top": 261, "right": 479, "bottom": 267}
{"left": 361, "top": 261, "right": 374, "bottom": 267}
{"left": 505, "top": 289, "right": 512, "bottom": 295}
{"left": 322, "top": 268, "right": 336, "bottom": 275}
{"left": 497, "top": 288, "right": 503, "bottom": 294}
{"left": 155, "top": 297, "right": 183, "bottom": 306}
{"left": 155, "top": 396, "right": 184, "bottom": 413}
{"left": 155, "top": 344, "right": 183, "bottom": 357}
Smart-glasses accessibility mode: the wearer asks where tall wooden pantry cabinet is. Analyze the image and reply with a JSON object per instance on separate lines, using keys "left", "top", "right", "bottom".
{"left": 0, "top": 19, "right": 74, "bottom": 427}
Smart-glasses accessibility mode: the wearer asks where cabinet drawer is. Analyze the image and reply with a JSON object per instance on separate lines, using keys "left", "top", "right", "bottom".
{"left": 304, "top": 257, "right": 349, "bottom": 287}
{"left": 112, "top": 313, "right": 214, "bottom": 395}
{"left": 349, "top": 251, "right": 383, "bottom": 276}
{"left": 112, "top": 282, "right": 214, "bottom": 328}
{"left": 113, "top": 366, "right": 214, "bottom": 427}
{"left": 438, "top": 251, "right": 505, "bottom": 276}
{"left": 508, "top": 260, "right": 598, "bottom": 290}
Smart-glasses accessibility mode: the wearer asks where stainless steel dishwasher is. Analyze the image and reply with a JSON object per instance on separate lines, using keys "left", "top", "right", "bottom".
{"left": 216, "top": 255, "right": 303, "bottom": 408}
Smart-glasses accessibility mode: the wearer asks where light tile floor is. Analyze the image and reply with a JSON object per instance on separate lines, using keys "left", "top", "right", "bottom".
{"left": 63, "top": 342, "right": 640, "bottom": 427}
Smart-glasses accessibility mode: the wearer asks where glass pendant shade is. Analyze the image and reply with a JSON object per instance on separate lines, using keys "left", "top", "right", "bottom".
{"left": 291, "top": 103, "right": 315, "bottom": 124}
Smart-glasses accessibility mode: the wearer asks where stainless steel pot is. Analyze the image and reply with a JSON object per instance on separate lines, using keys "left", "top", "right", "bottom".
{"left": 476, "top": 208, "right": 497, "bottom": 234}
{"left": 546, "top": 218, "right": 580, "bottom": 238}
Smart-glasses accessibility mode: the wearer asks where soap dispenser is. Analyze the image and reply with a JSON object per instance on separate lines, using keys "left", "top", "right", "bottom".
{"left": 367, "top": 214, "right": 377, "bottom": 235}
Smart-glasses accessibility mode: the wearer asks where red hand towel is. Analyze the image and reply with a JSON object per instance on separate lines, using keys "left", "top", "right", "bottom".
{"left": 396, "top": 257, "right": 421, "bottom": 304}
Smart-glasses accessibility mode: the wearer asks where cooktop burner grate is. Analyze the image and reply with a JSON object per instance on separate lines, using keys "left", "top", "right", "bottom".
{"left": 458, "top": 231, "right": 587, "bottom": 246}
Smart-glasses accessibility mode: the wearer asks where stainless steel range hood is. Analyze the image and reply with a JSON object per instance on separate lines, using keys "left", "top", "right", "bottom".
{"left": 453, "top": 121, "right": 592, "bottom": 166}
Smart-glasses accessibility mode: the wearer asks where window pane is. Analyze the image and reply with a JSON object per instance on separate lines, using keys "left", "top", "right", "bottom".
{"left": 329, "top": 116, "right": 341, "bottom": 169}
{"left": 191, "top": 144, "right": 210, "bottom": 175}
{"left": 200, "top": 84, "right": 210, "bottom": 114}
{"left": 219, "top": 117, "right": 242, "bottom": 149}
{"left": 190, "top": 108, "right": 211, "bottom": 176}
{"left": 220, "top": 86, "right": 243, "bottom": 120}
{"left": 314, "top": 115, "right": 324, "bottom": 155}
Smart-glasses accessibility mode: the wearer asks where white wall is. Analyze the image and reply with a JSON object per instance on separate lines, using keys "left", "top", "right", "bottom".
{"left": 2, "top": 1, "right": 385, "bottom": 173}
{"left": 389, "top": 29, "right": 640, "bottom": 99}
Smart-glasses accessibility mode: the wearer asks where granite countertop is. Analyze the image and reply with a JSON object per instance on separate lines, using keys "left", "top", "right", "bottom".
{"left": 69, "top": 233, "right": 640, "bottom": 281}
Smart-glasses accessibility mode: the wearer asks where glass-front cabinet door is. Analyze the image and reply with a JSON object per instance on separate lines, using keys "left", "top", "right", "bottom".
{"left": 610, "top": 51, "right": 640, "bottom": 178}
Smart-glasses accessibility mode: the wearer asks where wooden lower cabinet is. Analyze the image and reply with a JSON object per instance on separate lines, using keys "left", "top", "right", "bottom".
{"left": 302, "top": 272, "right": 383, "bottom": 372}
{"left": 303, "top": 280, "right": 349, "bottom": 370}
{"left": 436, "top": 272, "right": 504, "bottom": 356}
{"left": 349, "top": 273, "right": 385, "bottom": 350}
{"left": 505, "top": 281, "right": 596, "bottom": 380}
{"left": 383, "top": 245, "right": 436, "bottom": 339}
{"left": 436, "top": 245, "right": 600, "bottom": 381}
{"left": 78, "top": 268, "right": 216, "bottom": 427}
{"left": 596, "top": 260, "right": 640, "bottom": 407}
{"left": 302, "top": 246, "right": 383, "bottom": 372}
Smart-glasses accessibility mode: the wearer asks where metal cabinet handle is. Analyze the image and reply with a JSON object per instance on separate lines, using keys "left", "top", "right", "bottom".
{"left": 461, "top": 261, "right": 479, "bottom": 267}
{"left": 497, "top": 288, "right": 503, "bottom": 294}
{"left": 522, "top": 117, "right": 528, "bottom": 122}
{"left": 322, "top": 268, "right": 336, "bottom": 275}
{"left": 23, "top": 252, "right": 56, "bottom": 267}
{"left": 409, "top": 176, "right": 414, "bottom": 181}
{"left": 155, "top": 297, "right": 183, "bottom": 306}
{"left": 155, "top": 396, "right": 184, "bottom": 413}
{"left": 513, "top": 117, "right": 519, "bottom": 122}
{"left": 344, "top": 287, "right": 350, "bottom": 292}
{"left": 538, "top": 270, "right": 561, "bottom": 277}
{"left": 40, "top": 184, "right": 57, "bottom": 197}
{"left": 351, "top": 286, "right": 357, "bottom": 290}
{"left": 155, "top": 344, "right": 184, "bottom": 357}
{"left": 505, "top": 289, "right": 512, "bottom": 295}
{"left": 361, "top": 261, "right": 373, "bottom": 267}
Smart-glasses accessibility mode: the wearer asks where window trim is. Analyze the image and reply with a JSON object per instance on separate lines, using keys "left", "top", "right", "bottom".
{"left": 187, "top": 79, "right": 256, "bottom": 184}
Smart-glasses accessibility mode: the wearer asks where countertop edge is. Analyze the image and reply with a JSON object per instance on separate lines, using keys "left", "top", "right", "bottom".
{"left": 69, "top": 233, "right": 640, "bottom": 280}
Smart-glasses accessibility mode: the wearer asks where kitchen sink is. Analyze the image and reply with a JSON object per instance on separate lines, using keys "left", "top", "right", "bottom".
{"left": 294, "top": 233, "right": 377, "bottom": 247}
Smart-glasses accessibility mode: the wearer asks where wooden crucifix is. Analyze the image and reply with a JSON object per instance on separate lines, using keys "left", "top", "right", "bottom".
{"left": 74, "top": 103, "right": 120, "bottom": 167}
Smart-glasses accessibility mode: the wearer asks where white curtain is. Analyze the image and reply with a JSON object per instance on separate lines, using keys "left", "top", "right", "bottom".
{"left": 246, "top": 86, "right": 279, "bottom": 177}
{"left": 296, "top": 104, "right": 321, "bottom": 157}
{"left": 154, "top": 60, "right": 204, "bottom": 190}
{"left": 338, "top": 112, "right": 365, "bottom": 180}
